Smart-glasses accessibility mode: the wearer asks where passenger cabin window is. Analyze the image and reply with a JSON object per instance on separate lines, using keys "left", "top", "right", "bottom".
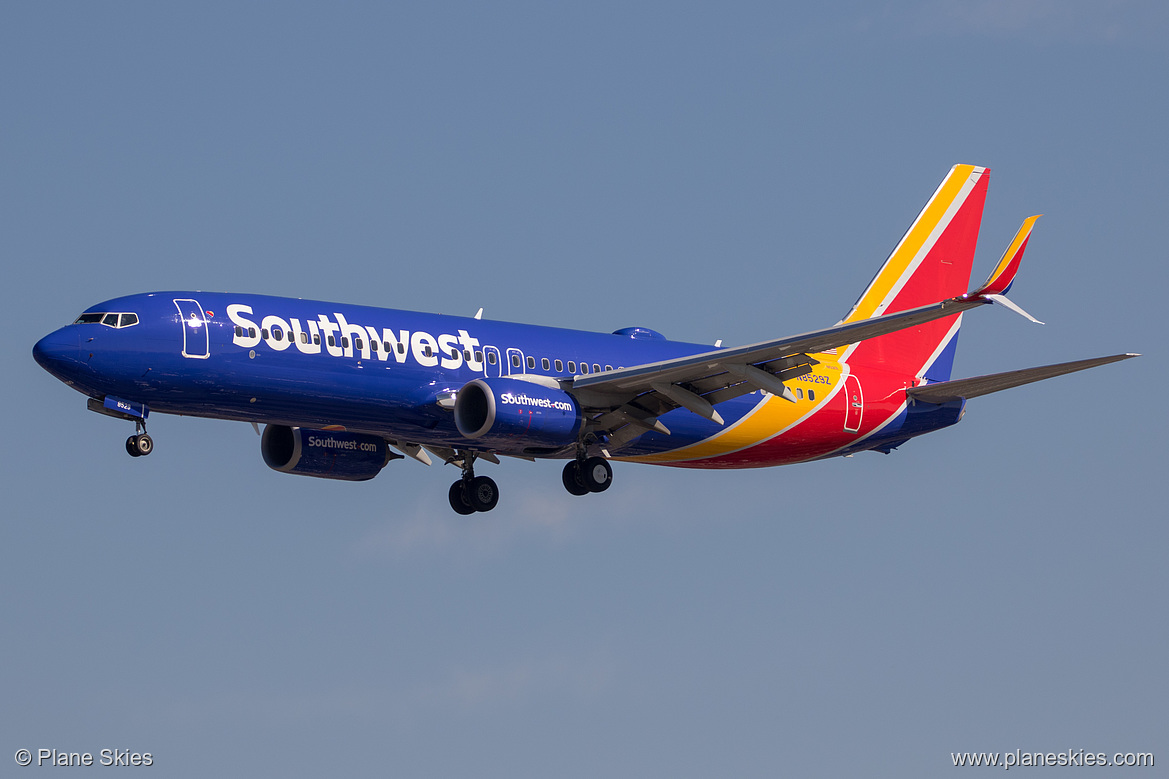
{"left": 592, "top": 364, "right": 601, "bottom": 374}
{"left": 328, "top": 335, "right": 336, "bottom": 347}
{"left": 541, "top": 358, "right": 550, "bottom": 370}
{"left": 808, "top": 390, "right": 815, "bottom": 401}
{"left": 488, "top": 352, "right": 497, "bottom": 365}
{"left": 235, "top": 326, "right": 243, "bottom": 337}
{"left": 342, "top": 337, "right": 350, "bottom": 349}
{"left": 605, "top": 364, "right": 613, "bottom": 372}
{"left": 371, "top": 340, "right": 378, "bottom": 352}
{"left": 511, "top": 354, "right": 521, "bottom": 368}
{"left": 397, "top": 343, "right": 405, "bottom": 355}
{"left": 313, "top": 334, "right": 320, "bottom": 345}
{"left": 355, "top": 338, "right": 363, "bottom": 350}
{"left": 554, "top": 359, "right": 563, "bottom": 372}
{"left": 526, "top": 356, "right": 535, "bottom": 369}
{"left": 475, "top": 350, "right": 483, "bottom": 362}
{"left": 580, "top": 363, "right": 589, "bottom": 375}
{"left": 261, "top": 329, "right": 269, "bottom": 339}
{"left": 301, "top": 332, "right": 309, "bottom": 344}
{"left": 568, "top": 361, "right": 576, "bottom": 373}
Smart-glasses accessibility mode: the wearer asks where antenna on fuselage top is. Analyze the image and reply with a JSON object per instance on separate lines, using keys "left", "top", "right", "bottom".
{"left": 474, "top": 308, "right": 484, "bottom": 320}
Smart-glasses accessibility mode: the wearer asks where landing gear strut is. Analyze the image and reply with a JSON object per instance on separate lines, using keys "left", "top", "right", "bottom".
{"left": 562, "top": 455, "right": 612, "bottom": 496}
{"left": 124, "top": 420, "right": 153, "bottom": 458}
{"left": 447, "top": 450, "right": 499, "bottom": 514}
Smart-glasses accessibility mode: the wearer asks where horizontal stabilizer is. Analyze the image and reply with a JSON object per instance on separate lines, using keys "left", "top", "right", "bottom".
{"left": 983, "top": 293, "right": 1043, "bottom": 324}
{"left": 906, "top": 353, "right": 1138, "bottom": 404}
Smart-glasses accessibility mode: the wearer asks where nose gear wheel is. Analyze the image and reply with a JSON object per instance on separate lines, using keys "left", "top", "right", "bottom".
{"left": 124, "top": 419, "right": 153, "bottom": 458}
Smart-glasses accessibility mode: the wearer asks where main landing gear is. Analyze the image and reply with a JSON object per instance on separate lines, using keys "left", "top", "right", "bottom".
{"left": 562, "top": 456, "right": 612, "bottom": 496}
{"left": 448, "top": 450, "right": 499, "bottom": 515}
{"left": 443, "top": 449, "right": 613, "bottom": 514}
{"left": 125, "top": 421, "right": 153, "bottom": 458}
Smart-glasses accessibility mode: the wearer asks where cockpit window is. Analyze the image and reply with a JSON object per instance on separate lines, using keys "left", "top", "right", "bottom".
{"left": 73, "top": 311, "right": 141, "bottom": 329}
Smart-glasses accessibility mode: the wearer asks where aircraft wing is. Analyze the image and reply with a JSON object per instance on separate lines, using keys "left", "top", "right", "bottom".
{"left": 905, "top": 354, "right": 1138, "bottom": 404}
{"left": 570, "top": 212, "right": 1055, "bottom": 449}
{"left": 571, "top": 294, "right": 992, "bottom": 448}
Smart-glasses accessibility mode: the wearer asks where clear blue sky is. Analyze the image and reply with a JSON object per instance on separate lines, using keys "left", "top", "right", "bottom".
{"left": 2, "top": 3, "right": 1165, "bottom": 776}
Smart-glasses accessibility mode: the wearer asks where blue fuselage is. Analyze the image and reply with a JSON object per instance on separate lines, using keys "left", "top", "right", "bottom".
{"left": 33, "top": 291, "right": 746, "bottom": 458}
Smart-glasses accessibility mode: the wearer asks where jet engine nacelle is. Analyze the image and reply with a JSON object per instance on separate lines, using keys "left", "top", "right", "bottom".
{"left": 454, "top": 378, "right": 582, "bottom": 448}
{"left": 261, "top": 425, "right": 393, "bottom": 481}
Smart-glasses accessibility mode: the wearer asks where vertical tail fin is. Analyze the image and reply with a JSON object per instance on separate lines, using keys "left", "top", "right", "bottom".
{"left": 841, "top": 164, "right": 989, "bottom": 382}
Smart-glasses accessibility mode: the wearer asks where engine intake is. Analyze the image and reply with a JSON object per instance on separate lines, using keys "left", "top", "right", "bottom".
{"left": 454, "top": 378, "right": 582, "bottom": 448}
{"left": 261, "top": 425, "right": 393, "bottom": 481}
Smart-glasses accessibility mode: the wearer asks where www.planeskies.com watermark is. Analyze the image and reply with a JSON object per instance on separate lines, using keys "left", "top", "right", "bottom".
{"left": 952, "top": 749, "right": 1153, "bottom": 769}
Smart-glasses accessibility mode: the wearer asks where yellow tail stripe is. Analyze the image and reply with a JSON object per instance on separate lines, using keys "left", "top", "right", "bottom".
{"left": 842, "top": 164, "right": 982, "bottom": 324}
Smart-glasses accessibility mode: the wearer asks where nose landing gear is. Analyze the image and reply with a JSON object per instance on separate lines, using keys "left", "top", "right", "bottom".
{"left": 86, "top": 397, "right": 154, "bottom": 458}
{"left": 124, "top": 420, "right": 153, "bottom": 458}
{"left": 125, "top": 433, "right": 153, "bottom": 457}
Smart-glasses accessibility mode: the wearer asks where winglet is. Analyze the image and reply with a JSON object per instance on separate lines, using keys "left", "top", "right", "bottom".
{"left": 969, "top": 215, "right": 1044, "bottom": 323}
{"left": 973, "top": 215, "right": 1041, "bottom": 297}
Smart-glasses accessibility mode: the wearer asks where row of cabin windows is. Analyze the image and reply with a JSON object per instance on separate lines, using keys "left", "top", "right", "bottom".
{"left": 504, "top": 352, "right": 612, "bottom": 375}
{"left": 238, "top": 325, "right": 617, "bottom": 375}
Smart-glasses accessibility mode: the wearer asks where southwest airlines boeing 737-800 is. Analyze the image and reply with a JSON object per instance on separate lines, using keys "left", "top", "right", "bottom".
{"left": 33, "top": 165, "right": 1136, "bottom": 514}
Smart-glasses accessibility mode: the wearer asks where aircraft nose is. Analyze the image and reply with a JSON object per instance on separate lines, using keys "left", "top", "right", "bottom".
{"left": 33, "top": 329, "right": 84, "bottom": 380}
